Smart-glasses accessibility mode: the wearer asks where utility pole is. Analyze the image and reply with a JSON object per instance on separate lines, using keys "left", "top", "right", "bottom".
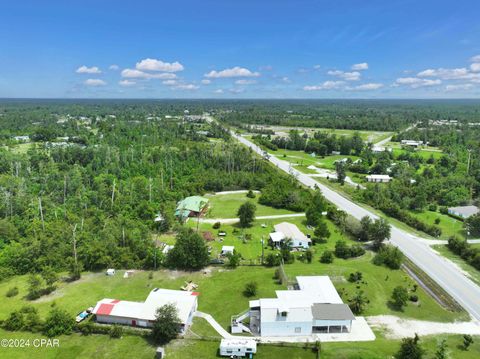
{"left": 111, "top": 179, "right": 116, "bottom": 209}
{"left": 72, "top": 223, "right": 78, "bottom": 268}
{"left": 38, "top": 197, "right": 45, "bottom": 230}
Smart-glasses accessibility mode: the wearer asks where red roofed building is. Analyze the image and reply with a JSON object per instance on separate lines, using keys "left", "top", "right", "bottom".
{"left": 92, "top": 288, "right": 198, "bottom": 333}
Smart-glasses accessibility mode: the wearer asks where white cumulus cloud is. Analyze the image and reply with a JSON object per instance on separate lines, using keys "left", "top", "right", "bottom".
{"left": 84, "top": 79, "right": 106, "bottom": 86}
{"left": 76, "top": 65, "right": 101, "bottom": 74}
{"left": 201, "top": 79, "right": 211, "bottom": 85}
{"left": 162, "top": 80, "right": 177, "bottom": 86}
{"left": 173, "top": 84, "right": 199, "bottom": 90}
{"left": 351, "top": 62, "right": 369, "bottom": 71}
{"left": 121, "top": 69, "right": 177, "bottom": 79}
{"left": 214, "top": 89, "right": 224, "bottom": 94}
{"left": 417, "top": 67, "right": 469, "bottom": 80}
{"left": 395, "top": 77, "right": 441, "bottom": 88}
{"left": 109, "top": 64, "right": 120, "bottom": 71}
{"left": 327, "top": 70, "right": 361, "bottom": 81}
{"left": 445, "top": 84, "right": 474, "bottom": 92}
{"left": 205, "top": 66, "right": 260, "bottom": 78}
{"left": 136, "top": 58, "right": 184, "bottom": 72}
{"left": 470, "top": 54, "right": 480, "bottom": 62}
{"left": 470, "top": 63, "right": 480, "bottom": 73}
{"left": 349, "top": 83, "right": 383, "bottom": 91}
{"left": 119, "top": 80, "right": 135, "bottom": 87}
{"left": 303, "top": 81, "right": 345, "bottom": 91}
{"left": 235, "top": 79, "right": 256, "bottom": 85}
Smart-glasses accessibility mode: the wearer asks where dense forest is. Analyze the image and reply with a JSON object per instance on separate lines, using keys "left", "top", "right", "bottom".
{"left": 217, "top": 99, "right": 480, "bottom": 131}
{"left": 0, "top": 100, "right": 311, "bottom": 279}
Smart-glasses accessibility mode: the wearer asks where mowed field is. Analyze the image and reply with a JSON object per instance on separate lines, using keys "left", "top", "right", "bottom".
{"left": 205, "top": 192, "right": 298, "bottom": 219}
{"left": 250, "top": 126, "right": 393, "bottom": 143}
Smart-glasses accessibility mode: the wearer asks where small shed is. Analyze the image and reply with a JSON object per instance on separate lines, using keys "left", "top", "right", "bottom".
{"left": 219, "top": 339, "right": 257, "bottom": 357}
{"left": 106, "top": 269, "right": 115, "bottom": 276}
{"left": 221, "top": 246, "right": 235, "bottom": 256}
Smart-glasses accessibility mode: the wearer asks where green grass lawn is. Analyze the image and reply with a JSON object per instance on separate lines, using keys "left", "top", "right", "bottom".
{"left": 391, "top": 146, "right": 444, "bottom": 160}
{"left": 186, "top": 216, "right": 312, "bottom": 260}
{"left": 270, "top": 148, "right": 360, "bottom": 171}
{"left": 167, "top": 333, "right": 480, "bottom": 359}
{"left": 411, "top": 211, "right": 466, "bottom": 239}
{"left": 432, "top": 245, "right": 480, "bottom": 286}
{"left": 205, "top": 192, "right": 297, "bottom": 219}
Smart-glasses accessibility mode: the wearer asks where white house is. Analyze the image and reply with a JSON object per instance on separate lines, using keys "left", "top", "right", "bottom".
{"left": 401, "top": 140, "right": 424, "bottom": 147}
{"left": 221, "top": 245, "right": 235, "bottom": 256}
{"left": 448, "top": 206, "right": 479, "bottom": 219}
{"left": 366, "top": 174, "right": 392, "bottom": 183}
{"left": 92, "top": 288, "right": 198, "bottom": 334}
{"left": 248, "top": 276, "right": 354, "bottom": 337}
{"left": 219, "top": 339, "right": 257, "bottom": 357}
{"left": 269, "top": 222, "right": 311, "bottom": 249}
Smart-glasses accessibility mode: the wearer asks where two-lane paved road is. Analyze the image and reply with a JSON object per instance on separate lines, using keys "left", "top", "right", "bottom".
{"left": 232, "top": 131, "right": 480, "bottom": 321}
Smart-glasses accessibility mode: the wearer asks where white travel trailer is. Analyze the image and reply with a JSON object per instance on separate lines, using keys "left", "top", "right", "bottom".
{"left": 219, "top": 339, "right": 257, "bottom": 357}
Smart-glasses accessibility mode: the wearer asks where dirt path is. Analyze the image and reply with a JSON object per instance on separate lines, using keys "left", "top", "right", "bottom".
{"left": 367, "top": 315, "right": 480, "bottom": 339}
{"left": 199, "top": 213, "right": 305, "bottom": 224}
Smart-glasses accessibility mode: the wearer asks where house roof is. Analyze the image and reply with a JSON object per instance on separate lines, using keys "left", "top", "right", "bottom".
{"left": 252, "top": 276, "right": 351, "bottom": 323}
{"left": 273, "top": 222, "right": 309, "bottom": 242}
{"left": 311, "top": 303, "right": 355, "bottom": 321}
{"left": 269, "top": 232, "right": 285, "bottom": 242}
{"left": 175, "top": 196, "right": 209, "bottom": 213}
{"left": 221, "top": 245, "right": 234, "bottom": 252}
{"left": 448, "top": 205, "right": 479, "bottom": 218}
{"left": 92, "top": 288, "right": 198, "bottom": 324}
{"left": 366, "top": 174, "right": 391, "bottom": 180}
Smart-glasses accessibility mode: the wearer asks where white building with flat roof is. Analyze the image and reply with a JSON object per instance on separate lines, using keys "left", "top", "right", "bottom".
{"left": 248, "top": 276, "right": 354, "bottom": 337}
{"left": 92, "top": 288, "right": 198, "bottom": 333}
{"left": 366, "top": 174, "right": 392, "bottom": 183}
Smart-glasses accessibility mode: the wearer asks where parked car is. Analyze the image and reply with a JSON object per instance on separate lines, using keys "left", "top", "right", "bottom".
{"left": 75, "top": 311, "right": 90, "bottom": 323}
{"left": 210, "top": 258, "right": 225, "bottom": 265}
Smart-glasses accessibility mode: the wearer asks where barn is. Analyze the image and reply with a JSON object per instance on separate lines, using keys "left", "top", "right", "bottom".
{"left": 92, "top": 288, "right": 198, "bottom": 334}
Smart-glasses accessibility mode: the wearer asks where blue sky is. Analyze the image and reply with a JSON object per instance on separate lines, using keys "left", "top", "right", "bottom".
{"left": 1, "top": 0, "right": 480, "bottom": 98}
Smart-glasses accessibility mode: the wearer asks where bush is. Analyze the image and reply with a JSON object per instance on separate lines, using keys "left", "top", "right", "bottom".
{"left": 212, "top": 222, "right": 221, "bottom": 229}
{"left": 409, "top": 295, "right": 418, "bottom": 302}
{"left": 348, "top": 271, "right": 363, "bottom": 283}
{"left": 6, "top": 287, "right": 19, "bottom": 298}
{"left": 320, "top": 251, "right": 334, "bottom": 263}
{"left": 391, "top": 286, "right": 409, "bottom": 310}
{"left": 246, "top": 190, "right": 256, "bottom": 198}
{"left": 334, "top": 241, "right": 365, "bottom": 259}
{"left": 244, "top": 282, "right": 258, "bottom": 297}
{"left": 373, "top": 245, "right": 404, "bottom": 269}
{"left": 43, "top": 307, "right": 75, "bottom": 337}
{"left": 428, "top": 204, "right": 437, "bottom": 212}
{"left": 109, "top": 324, "right": 123, "bottom": 338}
{"left": 305, "top": 249, "right": 313, "bottom": 263}
{"left": 265, "top": 253, "right": 281, "bottom": 267}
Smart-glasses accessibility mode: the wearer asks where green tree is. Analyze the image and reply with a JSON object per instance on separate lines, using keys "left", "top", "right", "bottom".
{"left": 313, "top": 220, "right": 331, "bottom": 243}
{"left": 462, "top": 334, "right": 473, "bottom": 350}
{"left": 336, "top": 162, "right": 346, "bottom": 185}
{"left": 41, "top": 266, "right": 58, "bottom": 290}
{"left": 43, "top": 307, "right": 75, "bottom": 337}
{"left": 348, "top": 290, "right": 368, "bottom": 314}
{"left": 370, "top": 218, "right": 391, "bottom": 250}
{"left": 305, "top": 249, "right": 313, "bottom": 263}
{"left": 237, "top": 202, "right": 256, "bottom": 228}
{"left": 320, "top": 250, "right": 334, "bottom": 263}
{"left": 395, "top": 334, "right": 425, "bottom": 359}
{"left": 151, "top": 304, "right": 181, "bottom": 345}
{"left": 244, "top": 281, "right": 258, "bottom": 297}
{"left": 226, "top": 250, "right": 242, "bottom": 268}
{"left": 392, "top": 286, "right": 409, "bottom": 310}
{"left": 305, "top": 191, "right": 327, "bottom": 226}
{"left": 434, "top": 339, "right": 448, "bottom": 359}
{"left": 166, "top": 228, "right": 209, "bottom": 270}
{"left": 27, "top": 274, "right": 44, "bottom": 300}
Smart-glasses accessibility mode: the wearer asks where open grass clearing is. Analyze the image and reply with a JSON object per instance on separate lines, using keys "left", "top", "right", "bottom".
{"left": 411, "top": 210, "right": 466, "bottom": 240}
{"left": 205, "top": 192, "right": 297, "bottom": 219}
